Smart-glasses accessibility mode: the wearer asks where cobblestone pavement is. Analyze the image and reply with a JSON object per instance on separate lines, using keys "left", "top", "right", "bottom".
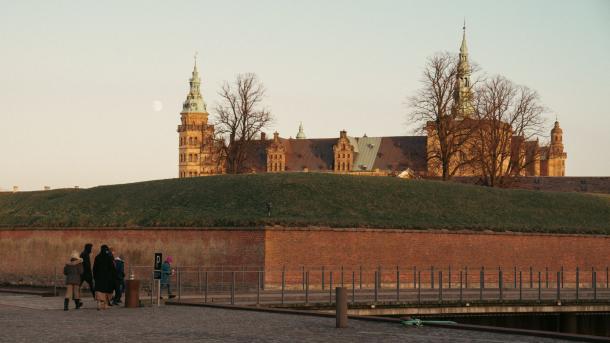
{"left": 0, "top": 293, "right": 575, "bottom": 343}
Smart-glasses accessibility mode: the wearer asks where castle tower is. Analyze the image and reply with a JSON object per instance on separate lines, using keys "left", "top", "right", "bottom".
{"left": 177, "top": 54, "right": 208, "bottom": 178}
{"left": 546, "top": 120, "right": 567, "bottom": 176}
{"left": 452, "top": 22, "right": 474, "bottom": 119}
{"left": 296, "top": 122, "right": 306, "bottom": 139}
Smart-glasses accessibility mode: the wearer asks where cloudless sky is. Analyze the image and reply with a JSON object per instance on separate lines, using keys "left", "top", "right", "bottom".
{"left": 1, "top": 0, "right": 609, "bottom": 190}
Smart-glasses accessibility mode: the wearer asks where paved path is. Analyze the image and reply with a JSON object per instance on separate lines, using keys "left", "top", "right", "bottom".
{"left": 0, "top": 293, "right": 574, "bottom": 342}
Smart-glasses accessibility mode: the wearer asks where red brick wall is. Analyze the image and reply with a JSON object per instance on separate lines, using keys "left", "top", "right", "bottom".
{"left": 264, "top": 228, "right": 610, "bottom": 286}
{"left": 0, "top": 228, "right": 265, "bottom": 285}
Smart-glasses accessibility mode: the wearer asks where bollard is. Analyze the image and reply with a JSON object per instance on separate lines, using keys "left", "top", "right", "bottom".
{"left": 125, "top": 279, "right": 140, "bottom": 308}
{"left": 335, "top": 287, "right": 348, "bottom": 328}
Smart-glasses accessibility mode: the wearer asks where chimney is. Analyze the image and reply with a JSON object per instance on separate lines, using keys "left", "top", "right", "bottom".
{"left": 260, "top": 132, "right": 266, "bottom": 141}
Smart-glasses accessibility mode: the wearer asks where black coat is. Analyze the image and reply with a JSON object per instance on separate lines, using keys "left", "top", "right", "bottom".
{"left": 80, "top": 251, "right": 92, "bottom": 280}
{"left": 93, "top": 251, "right": 116, "bottom": 293}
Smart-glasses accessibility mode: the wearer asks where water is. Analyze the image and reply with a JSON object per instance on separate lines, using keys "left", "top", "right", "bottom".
{"left": 412, "top": 312, "right": 610, "bottom": 337}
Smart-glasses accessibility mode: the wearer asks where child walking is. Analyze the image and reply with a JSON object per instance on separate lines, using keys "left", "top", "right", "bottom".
{"left": 63, "top": 251, "right": 84, "bottom": 310}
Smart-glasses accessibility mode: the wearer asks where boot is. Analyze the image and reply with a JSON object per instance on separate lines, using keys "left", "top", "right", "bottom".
{"left": 63, "top": 298, "right": 69, "bottom": 311}
{"left": 74, "top": 299, "right": 82, "bottom": 309}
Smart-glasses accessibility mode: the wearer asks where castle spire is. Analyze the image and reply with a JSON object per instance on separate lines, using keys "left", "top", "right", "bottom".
{"left": 296, "top": 122, "right": 306, "bottom": 139}
{"left": 452, "top": 22, "right": 474, "bottom": 119}
{"left": 182, "top": 53, "right": 207, "bottom": 113}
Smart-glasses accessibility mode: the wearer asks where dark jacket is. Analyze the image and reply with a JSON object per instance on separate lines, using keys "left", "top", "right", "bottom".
{"left": 161, "top": 261, "right": 171, "bottom": 285}
{"left": 93, "top": 248, "right": 116, "bottom": 293}
{"left": 114, "top": 258, "right": 125, "bottom": 280}
{"left": 80, "top": 244, "right": 93, "bottom": 280}
{"left": 64, "top": 258, "right": 84, "bottom": 285}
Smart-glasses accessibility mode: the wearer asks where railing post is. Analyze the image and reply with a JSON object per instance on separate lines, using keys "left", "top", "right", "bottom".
{"left": 204, "top": 271, "right": 208, "bottom": 303}
{"left": 341, "top": 266, "right": 344, "bottom": 287}
{"left": 302, "top": 266, "right": 305, "bottom": 290}
{"left": 417, "top": 271, "right": 421, "bottom": 304}
{"left": 499, "top": 269, "right": 503, "bottom": 301}
{"left": 479, "top": 267, "right": 484, "bottom": 301}
{"left": 359, "top": 266, "right": 363, "bottom": 290}
{"left": 439, "top": 271, "right": 443, "bottom": 303}
{"left": 513, "top": 266, "right": 517, "bottom": 288}
{"left": 545, "top": 267, "right": 549, "bottom": 288}
{"left": 465, "top": 266, "right": 468, "bottom": 289}
{"left": 329, "top": 271, "right": 333, "bottom": 304}
{"left": 519, "top": 271, "right": 522, "bottom": 301}
{"left": 561, "top": 266, "right": 564, "bottom": 288}
{"left": 396, "top": 267, "right": 400, "bottom": 302}
{"left": 322, "top": 266, "right": 325, "bottom": 291}
{"left": 459, "top": 271, "right": 463, "bottom": 303}
{"left": 529, "top": 266, "right": 533, "bottom": 288}
{"left": 431, "top": 266, "right": 435, "bottom": 289}
{"left": 538, "top": 271, "right": 541, "bottom": 302}
{"left": 594, "top": 271, "right": 597, "bottom": 301}
{"left": 374, "top": 271, "right": 378, "bottom": 303}
{"left": 413, "top": 266, "right": 416, "bottom": 289}
{"left": 351, "top": 271, "right": 355, "bottom": 304}
{"left": 576, "top": 267, "right": 579, "bottom": 302}
{"left": 198, "top": 267, "right": 201, "bottom": 295}
{"left": 448, "top": 265, "right": 452, "bottom": 289}
{"left": 231, "top": 271, "right": 235, "bottom": 305}
{"left": 281, "top": 269, "right": 285, "bottom": 305}
{"left": 556, "top": 271, "right": 560, "bottom": 301}
{"left": 257, "top": 271, "right": 261, "bottom": 305}
{"left": 177, "top": 267, "right": 181, "bottom": 301}
{"left": 305, "top": 271, "right": 309, "bottom": 305}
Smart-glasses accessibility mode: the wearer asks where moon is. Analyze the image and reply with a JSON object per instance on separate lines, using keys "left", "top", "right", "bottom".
{"left": 152, "top": 100, "right": 163, "bottom": 112}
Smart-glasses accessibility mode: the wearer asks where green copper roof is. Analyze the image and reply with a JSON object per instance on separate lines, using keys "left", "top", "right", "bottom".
{"left": 348, "top": 136, "right": 382, "bottom": 171}
{"left": 181, "top": 55, "right": 207, "bottom": 114}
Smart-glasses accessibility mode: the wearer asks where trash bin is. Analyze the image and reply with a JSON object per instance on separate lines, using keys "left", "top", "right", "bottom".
{"left": 125, "top": 279, "right": 140, "bottom": 308}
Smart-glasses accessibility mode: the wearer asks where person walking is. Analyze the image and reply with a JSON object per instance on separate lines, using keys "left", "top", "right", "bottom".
{"left": 160, "top": 256, "right": 175, "bottom": 299}
{"left": 112, "top": 251, "right": 125, "bottom": 305}
{"left": 79, "top": 243, "right": 95, "bottom": 298}
{"left": 63, "top": 251, "right": 84, "bottom": 311}
{"left": 92, "top": 245, "right": 116, "bottom": 310}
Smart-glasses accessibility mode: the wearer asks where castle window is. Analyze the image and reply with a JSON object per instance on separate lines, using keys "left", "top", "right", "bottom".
{"left": 189, "top": 137, "right": 193, "bottom": 145}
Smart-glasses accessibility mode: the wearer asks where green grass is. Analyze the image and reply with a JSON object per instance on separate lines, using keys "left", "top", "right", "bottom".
{"left": 0, "top": 173, "right": 609, "bottom": 234}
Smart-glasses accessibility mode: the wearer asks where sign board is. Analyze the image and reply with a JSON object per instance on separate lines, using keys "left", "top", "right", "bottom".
{"left": 153, "top": 253, "right": 162, "bottom": 279}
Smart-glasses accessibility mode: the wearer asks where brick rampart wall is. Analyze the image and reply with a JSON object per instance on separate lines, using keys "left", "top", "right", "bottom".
{"left": 0, "top": 228, "right": 265, "bottom": 285}
{"left": 1, "top": 227, "right": 608, "bottom": 287}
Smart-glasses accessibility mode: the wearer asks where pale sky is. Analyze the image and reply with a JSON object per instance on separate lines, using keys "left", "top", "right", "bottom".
{"left": 1, "top": 0, "right": 609, "bottom": 191}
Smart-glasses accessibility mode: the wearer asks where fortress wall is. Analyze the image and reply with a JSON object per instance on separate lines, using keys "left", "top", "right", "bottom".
{"left": 0, "top": 228, "right": 265, "bottom": 286}
{"left": 447, "top": 176, "right": 610, "bottom": 193}
{"left": 1, "top": 227, "right": 609, "bottom": 287}
{"left": 264, "top": 228, "right": 610, "bottom": 285}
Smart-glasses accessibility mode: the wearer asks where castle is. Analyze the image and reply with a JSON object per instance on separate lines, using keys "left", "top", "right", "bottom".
{"left": 178, "top": 28, "right": 566, "bottom": 178}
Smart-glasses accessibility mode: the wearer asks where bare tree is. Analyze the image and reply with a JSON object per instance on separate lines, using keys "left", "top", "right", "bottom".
{"left": 407, "top": 52, "right": 479, "bottom": 180}
{"left": 471, "top": 75, "right": 545, "bottom": 187}
{"left": 214, "top": 73, "right": 272, "bottom": 174}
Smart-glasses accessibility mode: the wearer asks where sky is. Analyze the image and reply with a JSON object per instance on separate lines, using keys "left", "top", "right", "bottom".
{"left": 1, "top": 0, "right": 609, "bottom": 191}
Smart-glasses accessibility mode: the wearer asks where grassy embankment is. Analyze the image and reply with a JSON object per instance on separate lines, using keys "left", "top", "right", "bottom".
{"left": 0, "top": 173, "right": 609, "bottom": 233}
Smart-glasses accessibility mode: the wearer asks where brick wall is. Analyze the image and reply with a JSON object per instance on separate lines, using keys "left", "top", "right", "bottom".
{"left": 1, "top": 227, "right": 609, "bottom": 287}
{"left": 0, "top": 228, "right": 265, "bottom": 286}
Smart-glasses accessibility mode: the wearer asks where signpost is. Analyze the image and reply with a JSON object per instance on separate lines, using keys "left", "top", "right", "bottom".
{"left": 154, "top": 253, "right": 162, "bottom": 306}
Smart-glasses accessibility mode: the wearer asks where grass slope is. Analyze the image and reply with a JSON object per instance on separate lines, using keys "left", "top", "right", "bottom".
{"left": 0, "top": 173, "right": 609, "bottom": 233}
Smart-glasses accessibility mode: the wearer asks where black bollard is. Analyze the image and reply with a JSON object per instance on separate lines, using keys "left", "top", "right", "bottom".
{"left": 336, "top": 287, "right": 348, "bottom": 328}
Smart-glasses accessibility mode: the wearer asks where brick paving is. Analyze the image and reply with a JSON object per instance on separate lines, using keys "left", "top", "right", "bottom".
{"left": 0, "top": 293, "right": 574, "bottom": 343}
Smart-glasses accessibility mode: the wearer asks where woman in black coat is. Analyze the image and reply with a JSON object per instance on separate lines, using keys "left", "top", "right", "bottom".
{"left": 92, "top": 245, "right": 116, "bottom": 310}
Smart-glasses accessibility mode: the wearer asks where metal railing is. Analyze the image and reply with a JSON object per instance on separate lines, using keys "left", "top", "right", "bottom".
{"left": 127, "top": 265, "right": 610, "bottom": 306}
